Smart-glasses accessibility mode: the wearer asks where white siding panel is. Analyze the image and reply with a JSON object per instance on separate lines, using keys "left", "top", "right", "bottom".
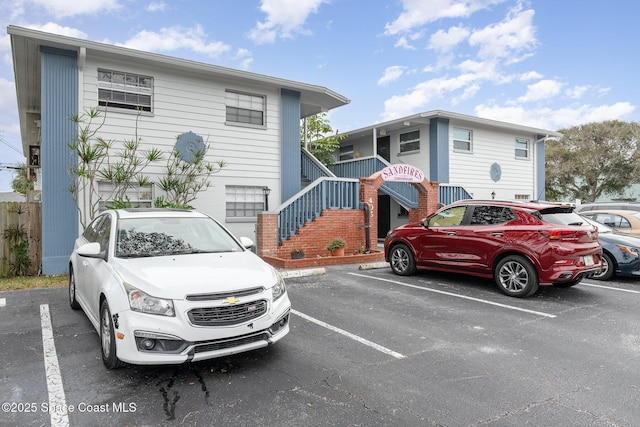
{"left": 449, "top": 122, "right": 536, "bottom": 200}
{"left": 79, "top": 56, "right": 283, "bottom": 237}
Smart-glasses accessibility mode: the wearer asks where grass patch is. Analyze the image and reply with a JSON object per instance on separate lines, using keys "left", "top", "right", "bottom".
{"left": 0, "top": 275, "right": 69, "bottom": 291}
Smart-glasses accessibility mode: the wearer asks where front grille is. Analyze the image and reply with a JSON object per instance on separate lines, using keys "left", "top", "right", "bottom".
{"left": 186, "top": 287, "right": 265, "bottom": 301}
{"left": 188, "top": 300, "right": 268, "bottom": 326}
{"left": 194, "top": 333, "right": 268, "bottom": 353}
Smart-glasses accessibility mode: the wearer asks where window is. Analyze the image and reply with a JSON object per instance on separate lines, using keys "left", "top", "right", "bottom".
{"left": 453, "top": 128, "right": 472, "bottom": 152}
{"left": 515, "top": 138, "right": 529, "bottom": 158}
{"left": 399, "top": 130, "right": 420, "bottom": 153}
{"left": 225, "top": 90, "right": 265, "bottom": 126}
{"left": 514, "top": 194, "right": 530, "bottom": 200}
{"left": 470, "top": 206, "right": 516, "bottom": 225}
{"left": 428, "top": 206, "right": 467, "bottom": 227}
{"left": 97, "top": 182, "right": 153, "bottom": 211}
{"left": 83, "top": 214, "right": 111, "bottom": 252}
{"left": 226, "top": 186, "right": 266, "bottom": 219}
{"left": 339, "top": 145, "right": 354, "bottom": 161}
{"left": 98, "top": 69, "right": 153, "bottom": 112}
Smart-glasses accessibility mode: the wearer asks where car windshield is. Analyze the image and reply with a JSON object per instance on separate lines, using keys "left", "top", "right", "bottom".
{"left": 115, "top": 217, "right": 243, "bottom": 258}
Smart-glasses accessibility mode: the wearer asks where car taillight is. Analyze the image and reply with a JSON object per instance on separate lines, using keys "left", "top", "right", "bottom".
{"left": 538, "top": 229, "right": 579, "bottom": 241}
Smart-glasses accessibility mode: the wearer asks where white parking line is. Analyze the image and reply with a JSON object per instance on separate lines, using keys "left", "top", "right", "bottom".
{"left": 0, "top": 298, "right": 6, "bottom": 307}
{"left": 291, "top": 309, "right": 406, "bottom": 359}
{"left": 350, "top": 273, "right": 558, "bottom": 318}
{"left": 40, "top": 304, "right": 70, "bottom": 427}
{"left": 582, "top": 282, "right": 640, "bottom": 293}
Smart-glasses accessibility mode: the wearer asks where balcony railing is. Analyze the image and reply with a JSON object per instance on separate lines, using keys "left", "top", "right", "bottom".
{"left": 331, "top": 155, "right": 471, "bottom": 207}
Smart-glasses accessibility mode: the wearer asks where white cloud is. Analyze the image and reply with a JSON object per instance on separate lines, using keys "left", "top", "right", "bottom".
{"left": 233, "top": 48, "right": 254, "bottom": 70}
{"left": 146, "top": 1, "right": 168, "bottom": 12}
{"left": 382, "top": 73, "right": 480, "bottom": 120}
{"left": 475, "top": 102, "right": 636, "bottom": 130}
{"left": 378, "top": 66, "right": 406, "bottom": 86}
{"left": 15, "top": 0, "right": 122, "bottom": 18}
{"left": 468, "top": 6, "right": 537, "bottom": 60}
{"left": 429, "top": 25, "right": 470, "bottom": 52}
{"left": 248, "top": 0, "right": 330, "bottom": 44}
{"left": 518, "top": 79, "right": 563, "bottom": 102}
{"left": 519, "top": 71, "right": 543, "bottom": 81}
{"left": 385, "top": 0, "right": 505, "bottom": 36}
{"left": 565, "top": 85, "right": 590, "bottom": 99}
{"left": 25, "top": 22, "right": 88, "bottom": 39}
{"left": 118, "top": 25, "right": 232, "bottom": 58}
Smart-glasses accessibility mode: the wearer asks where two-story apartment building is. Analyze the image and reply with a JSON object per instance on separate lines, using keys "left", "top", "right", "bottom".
{"left": 332, "top": 111, "right": 561, "bottom": 236}
{"left": 9, "top": 25, "right": 349, "bottom": 274}
{"left": 9, "top": 26, "right": 561, "bottom": 274}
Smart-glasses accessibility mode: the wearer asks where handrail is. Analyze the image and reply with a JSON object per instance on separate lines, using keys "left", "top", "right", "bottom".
{"left": 301, "top": 147, "right": 335, "bottom": 181}
{"left": 276, "top": 177, "right": 360, "bottom": 243}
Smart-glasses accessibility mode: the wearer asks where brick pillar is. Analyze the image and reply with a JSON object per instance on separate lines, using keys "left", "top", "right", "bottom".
{"left": 409, "top": 180, "right": 440, "bottom": 223}
{"left": 256, "top": 212, "right": 279, "bottom": 258}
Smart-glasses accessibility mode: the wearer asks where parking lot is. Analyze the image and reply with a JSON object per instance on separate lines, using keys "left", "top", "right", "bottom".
{"left": 2, "top": 264, "right": 640, "bottom": 426}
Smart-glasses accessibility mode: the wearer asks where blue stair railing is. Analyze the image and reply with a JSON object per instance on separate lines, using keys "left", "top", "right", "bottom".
{"left": 276, "top": 177, "right": 359, "bottom": 243}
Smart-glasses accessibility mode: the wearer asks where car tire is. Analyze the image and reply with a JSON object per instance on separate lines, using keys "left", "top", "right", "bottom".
{"left": 494, "top": 255, "right": 539, "bottom": 298}
{"left": 100, "top": 300, "right": 125, "bottom": 370}
{"left": 592, "top": 252, "right": 615, "bottom": 281}
{"left": 69, "top": 266, "right": 80, "bottom": 310}
{"left": 389, "top": 243, "right": 417, "bottom": 276}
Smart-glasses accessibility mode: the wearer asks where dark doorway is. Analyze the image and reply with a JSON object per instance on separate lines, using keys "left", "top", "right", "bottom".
{"left": 377, "top": 136, "right": 391, "bottom": 162}
{"left": 378, "top": 194, "right": 391, "bottom": 237}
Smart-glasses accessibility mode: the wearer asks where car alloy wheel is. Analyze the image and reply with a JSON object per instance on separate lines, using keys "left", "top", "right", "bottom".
{"left": 592, "top": 253, "right": 614, "bottom": 281}
{"left": 389, "top": 244, "right": 416, "bottom": 276}
{"left": 495, "top": 255, "right": 539, "bottom": 298}
{"left": 69, "top": 267, "right": 80, "bottom": 310}
{"left": 100, "top": 300, "right": 125, "bottom": 369}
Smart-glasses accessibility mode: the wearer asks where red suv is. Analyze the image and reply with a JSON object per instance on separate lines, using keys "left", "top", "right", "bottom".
{"left": 384, "top": 200, "right": 602, "bottom": 297}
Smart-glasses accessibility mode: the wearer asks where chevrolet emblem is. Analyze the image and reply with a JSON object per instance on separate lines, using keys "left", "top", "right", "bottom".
{"left": 223, "top": 297, "right": 240, "bottom": 304}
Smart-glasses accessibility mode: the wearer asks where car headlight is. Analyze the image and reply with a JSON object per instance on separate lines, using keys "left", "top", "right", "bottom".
{"left": 124, "top": 283, "right": 175, "bottom": 316}
{"left": 272, "top": 271, "right": 287, "bottom": 301}
{"left": 617, "top": 244, "right": 640, "bottom": 258}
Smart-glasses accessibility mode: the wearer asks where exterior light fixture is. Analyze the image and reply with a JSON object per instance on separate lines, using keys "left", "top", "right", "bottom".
{"left": 263, "top": 187, "right": 271, "bottom": 211}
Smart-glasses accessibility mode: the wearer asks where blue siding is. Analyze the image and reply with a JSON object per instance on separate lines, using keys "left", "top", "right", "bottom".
{"left": 280, "top": 89, "right": 301, "bottom": 201}
{"left": 40, "top": 47, "right": 78, "bottom": 275}
{"left": 429, "top": 117, "right": 449, "bottom": 182}
{"left": 536, "top": 139, "right": 545, "bottom": 200}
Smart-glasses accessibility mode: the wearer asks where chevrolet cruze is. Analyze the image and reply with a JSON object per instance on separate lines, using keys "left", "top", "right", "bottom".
{"left": 69, "top": 209, "right": 291, "bottom": 369}
{"left": 384, "top": 200, "right": 603, "bottom": 297}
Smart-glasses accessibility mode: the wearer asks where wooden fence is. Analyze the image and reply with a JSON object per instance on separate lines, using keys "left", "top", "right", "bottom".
{"left": 0, "top": 202, "right": 42, "bottom": 277}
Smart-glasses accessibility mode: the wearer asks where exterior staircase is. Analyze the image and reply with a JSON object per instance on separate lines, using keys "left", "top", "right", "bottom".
{"left": 275, "top": 148, "right": 471, "bottom": 243}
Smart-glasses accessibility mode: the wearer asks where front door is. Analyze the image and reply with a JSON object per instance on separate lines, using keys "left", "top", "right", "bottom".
{"left": 377, "top": 136, "right": 390, "bottom": 162}
{"left": 378, "top": 194, "right": 391, "bottom": 237}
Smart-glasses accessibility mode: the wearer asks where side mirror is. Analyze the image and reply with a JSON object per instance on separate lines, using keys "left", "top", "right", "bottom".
{"left": 76, "top": 242, "right": 106, "bottom": 259}
{"left": 239, "top": 236, "right": 254, "bottom": 249}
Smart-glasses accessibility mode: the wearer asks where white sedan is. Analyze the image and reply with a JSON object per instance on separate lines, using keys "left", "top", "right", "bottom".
{"left": 69, "top": 208, "right": 291, "bottom": 369}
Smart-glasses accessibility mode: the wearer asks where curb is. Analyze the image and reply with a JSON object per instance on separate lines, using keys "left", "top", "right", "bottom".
{"left": 358, "top": 261, "right": 389, "bottom": 270}
{"left": 279, "top": 267, "right": 326, "bottom": 278}
{"left": 279, "top": 261, "right": 389, "bottom": 278}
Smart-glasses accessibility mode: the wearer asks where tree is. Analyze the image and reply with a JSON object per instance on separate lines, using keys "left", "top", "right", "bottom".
{"left": 68, "top": 108, "right": 226, "bottom": 225}
{"left": 157, "top": 139, "right": 226, "bottom": 208}
{"left": 68, "top": 108, "right": 163, "bottom": 228}
{"left": 545, "top": 120, "right": 640, "bottom": 202}
{"left": 11, "top": 163, "right": 33, "bottom": 194}
{"left": 300, "top": 113, "right": 345, "bottom": 166}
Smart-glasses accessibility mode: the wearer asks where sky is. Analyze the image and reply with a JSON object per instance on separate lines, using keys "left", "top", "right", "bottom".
{"left": 1, "top": 0, "right": 639, "bottom": 192}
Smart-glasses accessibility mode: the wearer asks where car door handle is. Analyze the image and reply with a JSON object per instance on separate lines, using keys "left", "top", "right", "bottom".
{"left": 447, "top": 231, "right": 456, "bottom": 236}
{"left": 491, "top": 232, "right": 503, "bottom": 237}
